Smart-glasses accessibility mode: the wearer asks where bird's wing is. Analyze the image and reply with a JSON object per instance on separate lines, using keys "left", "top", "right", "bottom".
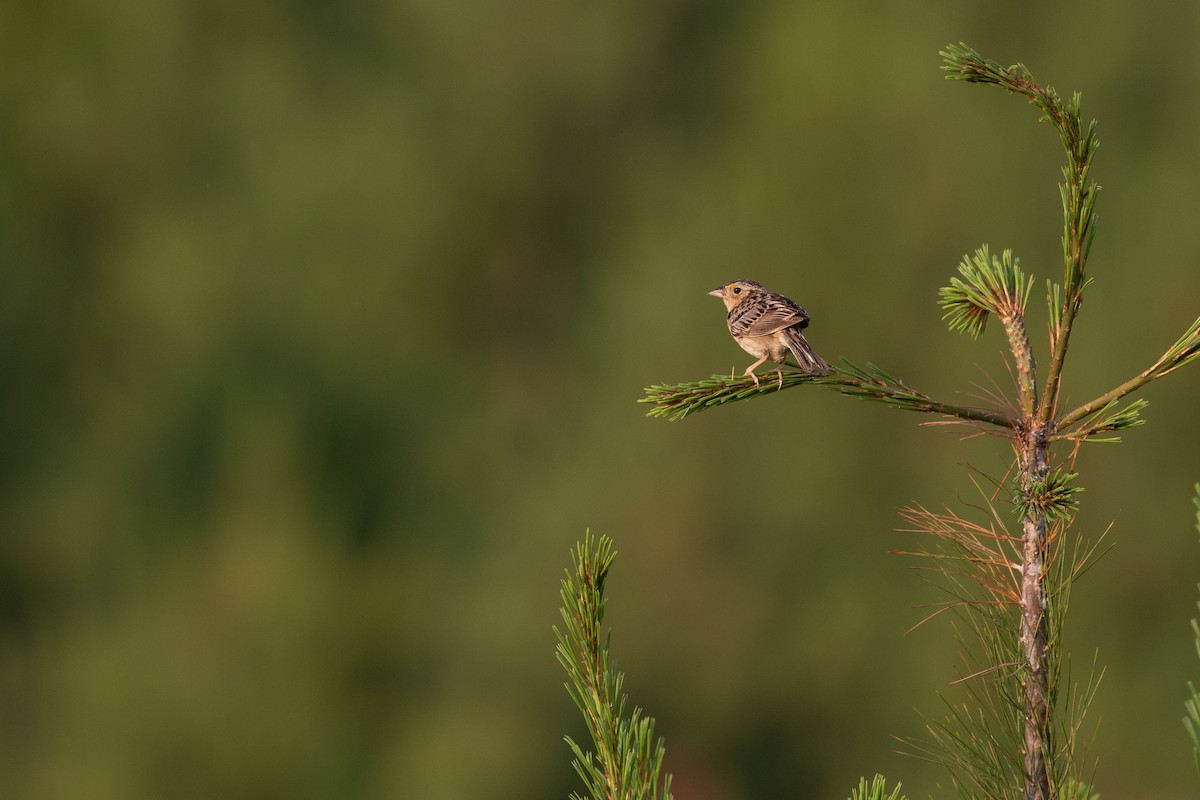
{"left": 729, "top": 297, "right": 809, "bottom": 336}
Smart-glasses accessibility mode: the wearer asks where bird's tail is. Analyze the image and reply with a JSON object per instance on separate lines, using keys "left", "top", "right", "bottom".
{"left": 782, "top": 327, "right": 829, "bottom": 373}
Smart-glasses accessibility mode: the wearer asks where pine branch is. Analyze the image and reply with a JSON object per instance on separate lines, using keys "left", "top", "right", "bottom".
{"left": 1156, "top": 314, "right": 1200, "bottom": 377}
{"left": 1051, "top": 398, "right": 1147, "bottom": 443}
{"left": 640, "top": 361, "right": 1014, "bottom": 428}
{"left": 940, "top": 42, "right": 1101, "bottom": 428}
{"left": 1054, "top": 314, "right": 1200, "bottom": 438}
{"left": 555, "top": 532, "right": 673, "bottom": 800}
{"left": 940, "top": 246, "right": 1038, "bottom": 416}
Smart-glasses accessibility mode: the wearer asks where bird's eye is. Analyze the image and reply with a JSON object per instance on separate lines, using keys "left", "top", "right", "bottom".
{"left": 732, "top": 286, "right": 741, "bottom": 294}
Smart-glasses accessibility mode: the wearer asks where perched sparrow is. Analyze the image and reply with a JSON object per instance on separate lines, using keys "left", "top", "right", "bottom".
{"left": 708, "top": 279, "right": 829, "bottom": 389}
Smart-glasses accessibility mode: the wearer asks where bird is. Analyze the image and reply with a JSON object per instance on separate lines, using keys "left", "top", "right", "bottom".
{"left": 708, "top": 279, "right": 829, "bottom": 389}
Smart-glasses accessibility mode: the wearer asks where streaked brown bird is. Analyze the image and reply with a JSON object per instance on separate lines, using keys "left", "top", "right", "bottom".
{"left": 708, "top": 279, "right": 830, "bottom": 389}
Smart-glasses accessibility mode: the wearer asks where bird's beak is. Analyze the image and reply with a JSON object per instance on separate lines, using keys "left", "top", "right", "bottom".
{"left": 707, "top": 285, "right": 726, "bottom": 298}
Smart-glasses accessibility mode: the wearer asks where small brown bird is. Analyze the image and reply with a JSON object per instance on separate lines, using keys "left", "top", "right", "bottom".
{"left": 708, "top": 279, "right": 829, "bottom": 389}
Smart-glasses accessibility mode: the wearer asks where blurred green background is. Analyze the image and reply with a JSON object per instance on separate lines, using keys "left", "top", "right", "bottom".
{"left": 4, "top": 2, "right": 1200, "bottom": 798}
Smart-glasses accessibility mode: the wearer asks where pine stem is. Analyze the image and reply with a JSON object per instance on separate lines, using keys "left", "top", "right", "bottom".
{"left": 640, "top": 365, "right": 1016, "bottom": 428}
{"left": 1055, "top": 314, "right": 1200, "bottom": 437}
{"left": 1039, "top": 107, "right": 1098, "bottom": 428}
{"left": 1006, "top": 310, "right": 1039, "bottom": 420}
{"left": 1054, "top": 366, "right": 1156, "bottom": 436}
{"left": 1019, "top": 426, "right": 1053, "bottom": 800}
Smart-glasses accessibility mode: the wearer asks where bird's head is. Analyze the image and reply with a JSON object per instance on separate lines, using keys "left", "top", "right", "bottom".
{"left": 707, "top": 280, "right": 762, "bottom": 311}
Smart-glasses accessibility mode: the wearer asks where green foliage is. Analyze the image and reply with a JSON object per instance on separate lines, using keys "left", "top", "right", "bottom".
{"left": 939, "top": 43, "right": 1036, "bottom": 91}
{"left": 1183, "top": 485, "right": 1200, "bottom": 777}
{"left": 898, "top": 476, "right": 1105, "bottom": 799}
{"left": 1059, "top": 779, "right": 1101, "bottom": 800}
{"left": 1054, "top": 316, "right": 1200, "bottom": 436}
{"left": 1184, "top": 675, "right": 1200, "bottom": 774}
{"left": 555, "top": 533, "right": 673, "bottom": 800}
{"left": 1017, "top": 469, "right": 1083, "bottom": 524}
{"left": 640, "top": 371, "right": 818, "bottom": 420}
{"left": 940, "top": 247, "right": 1033, "bottom": 340}
{"left": 1046, "top": 280, "right": 1065, "bottom": 345}
{"left": 1156, "top": 316, "right": 1200, "bottom": 378}
{"left": 641, "top": 363, "right": 1013, "bottom": 427}
{"left": 941, "top": 41, "right": 1102, "bottom": 425}
{"left": 1054, "top": 398, "right": 1147, "bottom": 443}
{"left": 848, "top": 774, "right": 907, "bottom": 800}
{"left": 940, "top": 44, "right": 1101, "bottom": 297}
{"left": 940, "top": 246, "right": 1039, "bottom": 414}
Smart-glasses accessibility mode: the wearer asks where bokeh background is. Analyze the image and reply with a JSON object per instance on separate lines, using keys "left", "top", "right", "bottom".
{"left": 4, "top": 2, "right": 1200, "bottom": 798}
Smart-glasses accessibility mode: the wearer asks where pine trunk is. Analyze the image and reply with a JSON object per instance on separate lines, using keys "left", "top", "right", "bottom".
{"left": 1019, "top": 425, "right": 1052, "bottom": 800}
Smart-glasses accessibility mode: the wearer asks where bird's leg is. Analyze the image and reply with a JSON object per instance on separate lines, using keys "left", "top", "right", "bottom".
{"left": 743, "top": 355, "right": 770, "bottom": 389}
{"left": 775, "top": 366, "right": 785, "bottom": 390}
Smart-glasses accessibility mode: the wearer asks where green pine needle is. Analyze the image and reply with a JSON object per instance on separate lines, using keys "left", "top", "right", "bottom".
{"left": 941, "top": 43, "right": 1035, "bottom": 93}
{"left": 1047, "top": 280, "right": 1064, "bottom": 346}
{"left": 1059, "top": 779, "right": 1102, "bottom": 800}
{"left": 1159, "top": 315, "right": 1200, "bottom": 377}
{"left": 1016, "top": 469, "right": 1083, "bottom": 524}
{"left": 848, "top": 774, "right": 908, "bottom": 800}
{"left": 1076, "top": 398, "right": 1148, "bottom": 441}
{"left": 939, "top": 246, "right": 1033, "bottom": 339}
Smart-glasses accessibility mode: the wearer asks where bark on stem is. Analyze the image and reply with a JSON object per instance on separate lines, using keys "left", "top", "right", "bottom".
{"left": 1019, "top": 424, "right": 1052, "bottom": 800}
